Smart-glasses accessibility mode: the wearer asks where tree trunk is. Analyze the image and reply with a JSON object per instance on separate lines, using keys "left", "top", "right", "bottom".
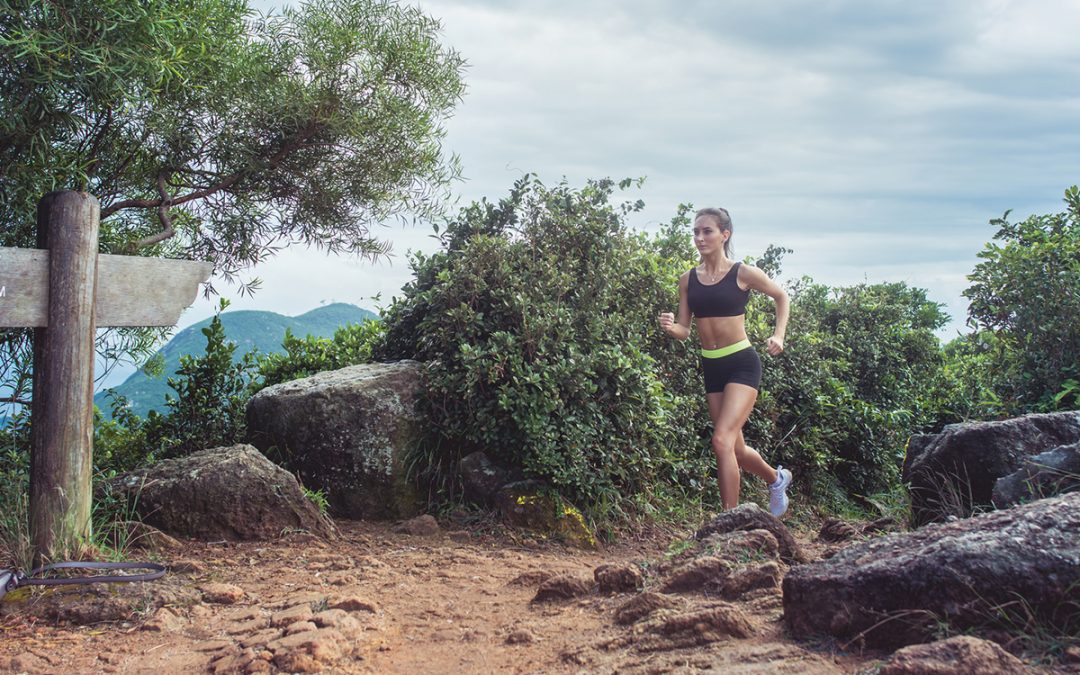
{"left": 30, "top": 191, "right": 99, "bottom": 563}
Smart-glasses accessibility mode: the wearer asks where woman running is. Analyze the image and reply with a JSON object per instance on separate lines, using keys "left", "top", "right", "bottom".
{"left": 658, "top": 207, "right": 793, "bottom": 516}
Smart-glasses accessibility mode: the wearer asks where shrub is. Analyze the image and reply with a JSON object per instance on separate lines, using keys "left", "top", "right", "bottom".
{"left": 378, "top": 176, "right": 712, "bottom": 520}
{"left": 255, "top": 319, "right": 384, "bottom": 391}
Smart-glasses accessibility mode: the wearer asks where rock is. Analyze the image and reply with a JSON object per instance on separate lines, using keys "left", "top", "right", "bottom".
{"left": 634, "top": 604, "right": 755, "bottom": 651}
{"left": 717, "top": 562, "right": 781, "bottom": 599}
{"left": 494, "top": 482, "right": 597, "bottom": 549}
{"left": 270, "top": 605, "right": 315, "bottom": 628}
{"left": 201, "top": 583, "right": 246, "bottom": 605}
{"left": 660, "top": 557, "right": 731, "bottom": 593}
{"left": 532, "top": 574, "right": 593, "bottom": 602}
{"left": 508, "top": 570, "right": 554, "bottom": 587}
{"left": 392, "top": 514, "right": 440, "bottom": 536}
{"left": 141, "top": 607, "right": 184, "bottom": 633}
{"left": 614, "top": 592, "right": 684, "bottom": 625}
{"left": 695, "top": 504, "right": 806, "bottom": 564}
{"left": 992, "top": 441, "right": 1080, "bottom": 507}
{"left": 459, "top": 451, "right": 510, "bottom": 503}
{"left": 505, "top": 629, "right": 534, "bottom": 644}
{"left": 328, "top": 595, "right": 378, "bottom": 614}
{"left": 818, "top": 518, "right": 860, "bottom": 542}
{"left": 246, "top": 361, "right": 426, "bottom": 520}
{"left": 698, "top": 528, "right": 780, "bottom": 562}
{"left": 878, "top": 636, "right": 1028, "bottom": 674}
{"left": 783, "top": 492, "right": 1080, "bottom": 649}
{"left": 903, "top": 410, "right": 1080, "bottom": 525}
{"left": 593, "top": 563, "right": 643, "bottom": 593}
{"left": 10, "top": 652, "right": 51, "bottom": 673}
{"left": 102, "top": 444, "right": 335, "bottom": 541}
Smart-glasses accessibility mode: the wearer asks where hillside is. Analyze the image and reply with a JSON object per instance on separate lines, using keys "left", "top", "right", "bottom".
{"left": 95, "top": 303, "right": 377, "bottom": 418}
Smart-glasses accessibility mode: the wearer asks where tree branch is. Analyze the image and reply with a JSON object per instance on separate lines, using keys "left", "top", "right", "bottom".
{"left": 100, "top": 124, "right": 321, "bottom": 224}
{"left": 129, "top": 171, "right": 177, "bottom": 250}
{"left": 0, "top": 397, "right": 31, "bottom": 406}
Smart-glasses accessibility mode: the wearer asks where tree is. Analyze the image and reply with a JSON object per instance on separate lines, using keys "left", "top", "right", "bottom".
{"left": 963, "top": 186, "right": 1080, "bottom": 412}
{"left": 0, "top": 0, "right": 465, "bottom": 405}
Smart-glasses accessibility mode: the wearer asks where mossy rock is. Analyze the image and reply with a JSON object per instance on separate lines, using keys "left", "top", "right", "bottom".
{"left": 494, "top": 481, "right": 597, "bottom": 549}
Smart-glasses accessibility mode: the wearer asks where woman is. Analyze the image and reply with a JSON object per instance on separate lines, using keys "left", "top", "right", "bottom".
{"left": 658, "top": 207, "right": 793, "bottom": 516}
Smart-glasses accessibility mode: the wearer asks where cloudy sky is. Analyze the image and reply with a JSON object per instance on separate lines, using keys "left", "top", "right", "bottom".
{"left": 176, "top": 0, "right": 1078, "bottom": 360}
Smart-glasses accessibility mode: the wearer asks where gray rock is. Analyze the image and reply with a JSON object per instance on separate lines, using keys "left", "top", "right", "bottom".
{"left": 695, "top": 504, "right": 806, "bottom": 564}
{"left": 246, "top": 361, "right": 425, "bottom": 520}
{"left": 458, "top": 451, "right": 509, "bottom": 503}
{"left": 782, "top": 491, "right": 1080, "bottom": 649}
{"left": 992, "top": 441, "right": 1080, "bottom": 507}
{"left": 103, "top": 444, "right": 335, "bottom": 541}
{"left": 903, "top": 410, "right": 1080, "bottom": 525}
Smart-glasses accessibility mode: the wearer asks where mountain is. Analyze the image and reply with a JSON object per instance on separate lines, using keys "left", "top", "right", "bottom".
{"left": 95, "top": 303, "right": 377, "bottom": 419}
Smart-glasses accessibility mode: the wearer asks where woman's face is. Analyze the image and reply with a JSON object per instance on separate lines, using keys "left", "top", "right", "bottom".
{"left": 693, "top": 216, "right": 727, "bottom": 254}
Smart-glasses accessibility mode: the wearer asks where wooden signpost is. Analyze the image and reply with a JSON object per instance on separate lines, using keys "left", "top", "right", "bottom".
{"left": 0, "top": 191, "right": 213, "bottom": 561}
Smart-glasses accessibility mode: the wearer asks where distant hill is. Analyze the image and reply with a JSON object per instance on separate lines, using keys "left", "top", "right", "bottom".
{"left": 95, "top": 303, "right": 377, "bottom": 419}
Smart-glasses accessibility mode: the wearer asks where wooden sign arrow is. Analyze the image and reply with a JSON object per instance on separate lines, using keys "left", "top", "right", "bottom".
{"left": 0, "top": 247, "right": 213, "bottom": 328}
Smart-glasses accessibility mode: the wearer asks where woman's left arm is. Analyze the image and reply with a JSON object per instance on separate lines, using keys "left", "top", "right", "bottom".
{"left": 741, "top": 265, "right": 789, "bottom": 356}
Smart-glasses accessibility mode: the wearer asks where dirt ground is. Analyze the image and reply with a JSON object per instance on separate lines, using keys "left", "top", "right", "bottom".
{"left": 0, "top": 519, "right": 935, "bottom": 674}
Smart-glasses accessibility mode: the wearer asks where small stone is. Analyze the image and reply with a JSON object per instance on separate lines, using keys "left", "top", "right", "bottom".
{"left": 273, "top": 652, "right": 321, "bottom": 673}
{"left": 594, "top": 563, "right": 643, "bottom": 593}
{"left": 818, "top": 518, "right": 860, "bottom": 542}
{"left": 227, "top": 618, "right": 269, "bottom": 635}
{"left": 393, "top": 514, "right": 441, "bottom": 536}
{"left": 879, "top": 636, "right": 1029, "bottom": 675}
{"left": 660, "top": 556, "right": 731, "bottom": 593}
{"left": 312, "top": 609, "right": 361, "bottom": 633}
{"left": 505, "top": 629, "right": 534, "bottom": 644}
{"left": 508, "top": 570, "right": 553, "bottom": 587}
{"left": 267, "top": 627, "right": 345, "bottom": 662}
{"left": 195, "top": 640, "right": 236, "bottom": 653}
{"left": 270, "top": 604, "right": 315, "bottom": 627}
{"left": 448, "top": 530, "right": 472, "bottom": 543}
{"left": 614, "top": 592, "right": 683, "bottom": 625}
{"left": 141, "top": 607, "right": 183, "bottom": 633}
{"left": 532, "top": 574, "right": 592, "bottom": 602}
{"left": 286, "top": 621, "right": 318, "bottom": 636}
{"left": 169, "top": 559, "right": 208, "bottom": 575}
{"left": 201, "top": 583, "right": 246, "bottom": 605}
{"left": 240, "top": 628, "right": 284, "bottom": 649}
{"left": 328, "top": 595, "right": 378, "bottom": 613}
{"left": 10, "top": 652, "right": 51, "bottom": 673}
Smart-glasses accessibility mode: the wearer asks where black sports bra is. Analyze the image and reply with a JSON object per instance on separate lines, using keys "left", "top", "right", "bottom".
{"left": 687, "top": 263, "right": 749, "bottom": 317}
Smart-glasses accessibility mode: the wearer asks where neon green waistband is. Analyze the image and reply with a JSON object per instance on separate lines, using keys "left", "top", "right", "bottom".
{"left": 700, "top": 339, "right": 752, "bottom": 359}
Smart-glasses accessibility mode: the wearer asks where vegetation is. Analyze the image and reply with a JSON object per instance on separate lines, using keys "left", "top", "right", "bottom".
{"left": 0, "top": 0, "right": 466, "bottom": 407}
{"left": 4, "top": 178, "right": 1079, "bottom": 543}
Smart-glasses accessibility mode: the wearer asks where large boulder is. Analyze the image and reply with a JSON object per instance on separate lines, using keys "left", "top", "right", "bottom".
{"left": 903, "top": 410, "right": 1080, "bottom": 524}
{"left": 246, "top": 361, "right": 425, "bottom": 520}
{"left": 782, "top": 491, "right": 1080, "bottom": 649}
{"left": 992, "top": 441, "right": 1080, "bottom": 507}
{"left": 103, "top": 444, "right": 335, "bottom": 540}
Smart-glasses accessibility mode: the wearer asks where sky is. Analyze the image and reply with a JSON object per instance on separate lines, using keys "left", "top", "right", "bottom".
{"left": 106, "top": 0, "right": 1080, "bottom": 387}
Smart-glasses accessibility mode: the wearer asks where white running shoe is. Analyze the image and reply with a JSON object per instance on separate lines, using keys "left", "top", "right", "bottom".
{"left": 769, "top": 466, "right": 793, "bottom": 517}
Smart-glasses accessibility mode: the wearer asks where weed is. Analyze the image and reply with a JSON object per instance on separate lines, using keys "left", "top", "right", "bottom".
{"left": 302, "top": 486, "right": 330, "bottom": 515}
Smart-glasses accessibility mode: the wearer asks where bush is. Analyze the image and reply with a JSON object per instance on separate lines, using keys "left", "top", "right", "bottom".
{"left": 962, "top": 186, "right": 1080, "bottom": 413}
{"left": 378, "top": 176, "right": 712, "bottom": 520}
{"left": 255, "top": 319, "right": 384, "bottom": 391}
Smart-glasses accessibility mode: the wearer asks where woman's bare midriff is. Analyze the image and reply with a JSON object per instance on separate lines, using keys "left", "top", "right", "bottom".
{"left": 697, "top": 315, "right": 748, "bottom": 350}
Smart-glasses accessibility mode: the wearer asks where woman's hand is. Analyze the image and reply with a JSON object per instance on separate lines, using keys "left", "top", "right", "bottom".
{"left": 658, "top": 312, "right": 676, "bottom": 335}
{"left": 765, "top": 334, "right": 785, "bottom": 356}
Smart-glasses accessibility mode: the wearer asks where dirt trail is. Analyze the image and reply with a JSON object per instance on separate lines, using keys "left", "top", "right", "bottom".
{"left": 0, "top": 521, "right": 868, "bottom": 673}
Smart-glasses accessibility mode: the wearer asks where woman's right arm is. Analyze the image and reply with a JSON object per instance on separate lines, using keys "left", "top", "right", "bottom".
{"left": 658, "top": 272, "right": 692, "bottom": 340}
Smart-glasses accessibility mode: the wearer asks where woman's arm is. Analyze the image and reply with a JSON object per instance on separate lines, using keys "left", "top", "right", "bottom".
{"left": 741, "top": 265, "right": 789, "bottom": 355}
{"left": 658, "top": 272, "right": 692, "bottom": 340}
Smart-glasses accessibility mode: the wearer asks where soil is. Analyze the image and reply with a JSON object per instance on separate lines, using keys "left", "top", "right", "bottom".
{"left": 0, "top": 519, "right": 982, "bottom": 674}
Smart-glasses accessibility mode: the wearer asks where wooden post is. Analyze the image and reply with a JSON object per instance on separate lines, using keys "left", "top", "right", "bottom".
{"left": 29, "top": 191, "right": 100, "bottom": 562}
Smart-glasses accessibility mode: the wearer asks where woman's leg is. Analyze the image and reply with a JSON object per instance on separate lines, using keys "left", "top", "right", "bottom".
{"left": 734, "top": 431, "right": 779, "bottom": 484}
{"left": 707, "top": 383, "right": 758, "bottom": 509}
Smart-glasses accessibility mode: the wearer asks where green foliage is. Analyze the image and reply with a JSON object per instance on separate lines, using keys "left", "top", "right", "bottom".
{"left": 378, "top": 176, "right": 713, "bottom": 520}
{"left": 142, "top": 305, "right": 256, "bottom": 459}
{"left": 745, "top": 278, "right": 948, "bottom": 500}
{"left": 255, "top": 319, "right": 384, "bottom": 390}
{"left": 1, "top": 0, "right": 465, "bottom": 403}
{"left": 962, "top": 186, "right": 1080, "bottom": 413}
